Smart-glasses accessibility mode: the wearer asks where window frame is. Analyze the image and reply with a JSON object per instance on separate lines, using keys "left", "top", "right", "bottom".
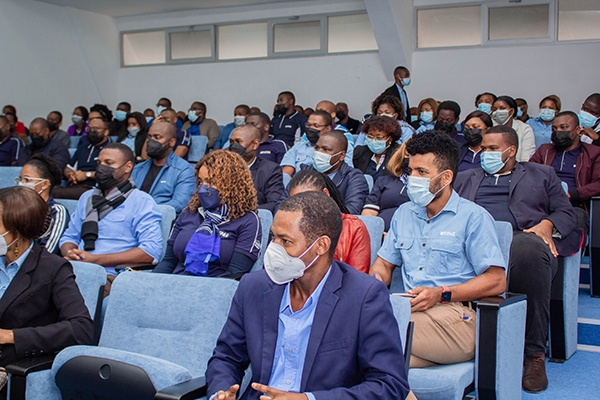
{"left": 121, "top": 28, "right": 167, "bottom": 68}
{"left": 267, "top": 16, "right": 327, "bottom": 58}
{"left": 165, "top": 25, "right": 216, "bottom": 64}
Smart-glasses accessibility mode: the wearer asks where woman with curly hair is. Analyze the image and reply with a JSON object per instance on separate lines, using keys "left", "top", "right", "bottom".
{"left": 353, "top": 115, "right": 402, "bottom": 182}
{"left": 355, "top": 94, "right": 415, "bottom": 147}
{"left": 153, "top": 150, "right": 262, "bottom": 278}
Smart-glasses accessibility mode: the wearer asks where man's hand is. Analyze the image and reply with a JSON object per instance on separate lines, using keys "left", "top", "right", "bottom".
{"left": 75, "top": 171, "right": 89, "bottom": 183}
{"left": 524, "top": 219, "right": 558, "bottom": 257}
{"left": 64, "top": 249, "right": 98, "bottom": 263}
{"left": 0, "top": 329, "right": 14, "bottom": 344}
{"left": 66, "top": 172, "right": 78, "bottom": 186}
{"left": 408, "top": 286, "right": 442, "bottom": 312}
{"left": 215, "top": 384, "right": 239, "bottom": 400}
{"left": 251, "top": 383, "right": 308, "bottom": 400}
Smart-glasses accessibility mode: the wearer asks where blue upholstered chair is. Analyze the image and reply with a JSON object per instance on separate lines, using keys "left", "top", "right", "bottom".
{"left": 69, "top": 136, "right": 80, "bottom": 148}
{"left": 0, "top": 166, "right": 21, "bottom": 189}
{"left": 49, "top": 272, "right": 239, "bottom": 399}
{"left": 55, "top": 199, "right": 78, "bottom": 217}
{"left": 157, "top": 204, "right": 176, "bottom": 260}
{"left": 67, "top": 148, "right": 76, "bottom": 157}
{"left": 6, "top": 262, "right": 107, "bottom": 400}
{"left": 390, "top": 294, "right": 414, "bottom": 372}
{"left": 364, "top": 174, "right": 374, "bottom": 192}
{"left": 283, "top": 172, "right": 291, "bottom": 188}
{"left": 188, "top": 135, "right": 209, "bottom": 163}
{"left": 355, "top": 215, "right": 385, "bottom": 265}
{"left": 251, "top": 209, "right": 273, "bottom": 272}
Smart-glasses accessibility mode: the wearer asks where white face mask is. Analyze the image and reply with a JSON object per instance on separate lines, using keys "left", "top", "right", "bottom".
{"left": 233, "top": 116, "right": 246, "bottom": 126}
{"left": 264, "top": 239, "right": 320, "bottom": 285}
{"left": 16, "top": 177, "right": 46, "bottom": 195}
{"left": 0, "top": 231, "right": 18, "bottom": 257}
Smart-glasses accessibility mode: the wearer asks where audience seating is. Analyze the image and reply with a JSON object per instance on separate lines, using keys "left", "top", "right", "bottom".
{"left": 6, "top": 261, "right": 106, "bottom": 400}
{"left": 0, "top": 166, "right": 21, "bottom": 189}
{"left": 55, "top": 199, "right": 78, "bottom": 217}
{"left": 355, "top": 215, "right": 384, "bottom": 265}
{"left": 589, "top": 197, "right": 600, "bottom": 297}
{"left": 282, "top": 172, "right": 291, "bottom": 188}
{"left": 390, "top": 294, "right": 414, "bottom": 374}
{"left": 188, "top": 135, "right": 209, "bottom": 163}
{"left": 49, "top": 272, "right": 239, "bottom": 399}
{"left": 67, "top": 148, "right": 76, "bottom": 157}
{"left": 69, "top": 136, "right": 80, "bottom": 148}
{"left": 157, "top": 204, "right": 176, "bottom": 260}
{"left": 251, "top": 209, "right": 273, "bottom": 272}
{"left": 108, "top": 136, "right": 118, "bottom": 143}
{"left": 364, "top": 174, "right": 374, "bottom": 192}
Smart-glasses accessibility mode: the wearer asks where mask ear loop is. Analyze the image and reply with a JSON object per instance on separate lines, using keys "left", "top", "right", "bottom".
{"left": 298, "top": 237, "right": 322, "bottom": 270}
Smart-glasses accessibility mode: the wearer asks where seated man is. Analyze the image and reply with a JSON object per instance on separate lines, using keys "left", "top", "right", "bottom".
{"left": 315, "top": 100, "right": 355, "bottom": 160}
{"left": 182, "top": 101, "right": 220, "bottom": 149}
{"left": 270, "top": 91, "right": 307, "bottom": 147}
{"left": 434, "top": 100, "right": 465, "bottom": 144}
{"left": 154, "top": 108, "right": 191, "bottom": 160}
{"left": 0, "top": 115, "right": 23, "bottom": 166}
{"left": 54, "top": 116, "right": 113, "bottom": 200}
{"left": 335, "top": 102, "right": 361, "bottom": 135}
{"left": 206, "top": 191, "right": 410, "bottom": 400}
{"left": 245, "top": 111, "right": 288, "bottom": 164}
{"left": 577, "top": 93, "right": 600, "bottom": 145}
{"left": 530, "top": 111, "right": 600, "bottom": 232}
{"left": 229, "top": 124, "right": 284, "bottom": 213}
{"left": 17, "top": 118, "right": 70, "bottom": 171}
{"left": 214, "top": 104, "right": 250, "bottom": 149}
{"left": 47, "top": 111, "right": 70, "bottom": 149}
{"left": 131, "top": 121, "right": 196, "bottom": 213}
{"left": 370, "top": 130, "right": 506, "bottom": 369}
{"left": 60, "top": 143, "right": 163, "bottom": 294}
{"left": 455, "top": 125, "right": 581, "bottom": 393}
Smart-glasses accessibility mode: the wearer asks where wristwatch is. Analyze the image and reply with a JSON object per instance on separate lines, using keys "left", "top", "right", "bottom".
{"left": 440, "top": 286, "right": 452, "bottom": 304}
{"left": 86, "top": 172, "right": 92, "bottom": 178}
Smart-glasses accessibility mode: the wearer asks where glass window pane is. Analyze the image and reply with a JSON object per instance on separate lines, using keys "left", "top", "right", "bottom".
{"left": 488, "top": 5, "right": 549, "bottom": 41}
{"left": 558, "top": 0, "right": 600, "bottom": 41}
{"left": 122, "top": 31, "right": 165, "bottom": 66}
{"left": 273, "top": 21, "right": 321, "bottom": 53}
{"left": 417, "top": 7, "right": 481, "bottom": 48}
{"left": 218, "top": 23, "right": 268, "bottom": 60}
{"left": 328, "top": 14, "right": 378, "bottom": 53}
{"left": 169, "top": 30, "right": 212, "bottom": 60}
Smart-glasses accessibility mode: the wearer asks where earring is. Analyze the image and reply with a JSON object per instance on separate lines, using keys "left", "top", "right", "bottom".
{"left": 13, "top": 240, "right": 19, "bottom": 258}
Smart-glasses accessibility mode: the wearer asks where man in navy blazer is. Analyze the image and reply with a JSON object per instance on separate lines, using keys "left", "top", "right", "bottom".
{"left": 206, "top": 191, "right": 410, "bottom": 400}
{"left": 454, "top": 125, "right": 581, "bottom": 393}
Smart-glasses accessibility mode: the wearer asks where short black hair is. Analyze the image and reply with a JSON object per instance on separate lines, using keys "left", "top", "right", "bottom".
{"left": 26, "top": 153, "right": 63, "bottom": 188}
{"left": 247, "top": 111, "right": 270, "bottom": 126}
{"left": 235, "top": 104, "right": 250, "bottom": 114}
{"left": 30, "top": 117, "right": 48, "bottom": 129}
{"left": 438, "top": 100, "right": 461, "bottom": 120}
{"left": 159, "top": 97, "right": 172, "bottom": 107}
{"left": 406, "top": 130, "right": 459, "bottom": 184}
{"left": 464, "top": 110, "right": 493, "bottom": 128}
{"left": 555, "top": 111, "right": 579, "bottom": 127}
{"left": 311, "top": 110, "right": 332, "bottom": 126}
{"left": 278, "top": 191, "right": 342, "bottom": 257}
{"left": 475, "top": 92, "right": 497, "bottom": 104}
{"left": 90, "top": 104, "right": 113, "bottom": 122}
{"left": 495, "top": 96, "right": 518, "bottom": 116}
{"left": 321, "top": 130, "right": 348, "bottom": 152}
{"left": 103, "top": 143, "right": 135, "bottom": 164}
{"left": 485, "top": 125, "right": 519, "bottom": 151}
{"left": 289, "top": 169, "right": 349, "bottom": 214}
{"left": 118, "top": 102, "right": 132, "bottom": 112}
{"left": 394, "top": 66, "right": 409, "bottom": 75}
{"left": 586, "top": 93, "right": 600, "bottom": 104}
{"left": 48, "top": 110, "right": 63, "bottom": 122}
{"left": 278, "top": 91, "right": 296, "bottom": 103}
{"left": 75, "top": 106, "right": 89, "bottom": 121}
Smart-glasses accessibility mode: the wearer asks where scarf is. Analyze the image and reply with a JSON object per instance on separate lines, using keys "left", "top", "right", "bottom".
{"left": 81, "top": 179, "right": 135, "bottom": 251}
{"left": 184, "top": 203, "right": 229, "bottom": 276}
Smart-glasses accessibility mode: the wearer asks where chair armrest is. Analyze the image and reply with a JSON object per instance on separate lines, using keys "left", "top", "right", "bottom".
{"left": 589, "top": 197, "right": 600, "bottom": 296}
{"left": 155, "top": 376, "right": 207, "bottom": 400}
{"left": 5, "top": 354, "right": 56, "bottom": 376}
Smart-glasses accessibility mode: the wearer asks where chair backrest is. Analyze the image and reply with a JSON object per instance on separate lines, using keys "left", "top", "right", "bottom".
{"left": 0, "top": 166, "right": 21, "bottom": 189}
{"left": 56, "top": 199, "right": 79, "bottom": 217}
{"left": 68, "top": 148, "right": 76, "bottom": 157}
{"left": 109, "top": 136, "right": 118, "bottom": 143}
{"left": 364, "top": 174, "right": 374, "bottom": 192}
{"left": 188, "top": 136, "right": 209, "bottom": 163}
{"left": 494, "top": 221, "right": 513, "bottom": 266}
{"left": 69, "top": 136, "right": 80, "bottom": 148}
{"left": 251, "top": 209, "right": 273, "bottom": 272}
{"left": 157, "top": 204, "right": 176, "bottom": 259}
{"left": 355, "top": 215, "right": 384, "bottom": 265}
{"left": 282, "top": 173, "right": 291, "bottom": 188}
{"left": 71, "top": 261, "right": 106, "bottom": 343}
{"left": 100, "top": 273, "right": 239, "bottom": 378}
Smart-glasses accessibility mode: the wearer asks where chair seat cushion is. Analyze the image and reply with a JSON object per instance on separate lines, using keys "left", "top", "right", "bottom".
{"left": 408, "top": 362, "right": 474, "bottom": 400}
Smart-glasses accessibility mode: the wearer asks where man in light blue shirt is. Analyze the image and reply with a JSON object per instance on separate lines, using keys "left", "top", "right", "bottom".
{"left": 370, "top": 130, "right": 506, "bottom": 369}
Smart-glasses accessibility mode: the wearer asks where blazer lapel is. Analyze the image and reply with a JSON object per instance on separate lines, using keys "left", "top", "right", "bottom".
{"left": 509, "top": 163, "right": 526, "bottom": 200}
{"left": 0, "top": 244, "right": 39, "bottom": 319}
{"left": 260, "top": 283, "right": 285, "bottom": 384}
{"left": 300, "top": 263, "right": 342, "bottom": 390}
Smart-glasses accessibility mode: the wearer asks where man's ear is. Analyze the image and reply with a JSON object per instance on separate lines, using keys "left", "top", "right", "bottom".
{"left": 316, "top": 236, "right": 331, "bottom": 256}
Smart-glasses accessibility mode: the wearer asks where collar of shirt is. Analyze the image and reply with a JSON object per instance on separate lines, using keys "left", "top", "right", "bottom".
{"left": 409, "top": 189, "right": 460, "bottom": 221}
{"left": 327, "top": 170, "right": 338, "bottom": 180}
{"left": 247, "top": 157, "right": 257, "bottom": 169}
{"left": 557, "top": 144, "right": 581, "bottom": 156}
{"left": 370, "top": 153, "right": 386, "bottom": 170}
{"left": 0, "top": 240, "right": 34, "bottom": 297}
{"left": 280, "top": 266, "right": 332, "bottom": 315}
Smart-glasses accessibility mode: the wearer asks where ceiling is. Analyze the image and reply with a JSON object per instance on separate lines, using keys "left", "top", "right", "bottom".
{"left": 34, "top": 0, "right": 311, "bottom": 18}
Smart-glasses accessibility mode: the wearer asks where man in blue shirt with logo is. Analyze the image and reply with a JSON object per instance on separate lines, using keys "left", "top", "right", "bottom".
{"left": 370, "top": 130, "right": 506, "bottom": 369}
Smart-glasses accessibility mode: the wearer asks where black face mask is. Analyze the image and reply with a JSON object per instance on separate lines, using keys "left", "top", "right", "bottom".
{"left": 30, "top": 134, "right": 47, "bottom": 149}
{"left": 336, "top": 110, "right": 347, "bottom": 120}
{"left": 276, "top": 104, "right": 288, "bottom": 115}
{"left": 463, "top": 128, "right": 483, "bottom": 147}
{"left": 87, "top": 129, "right": 104, "bottom": 145}
{"left": 434, "top": 120, "right": 455, "bottom": 134}
{"left": 47, "top": 122, "right": 58, "bottom": 132}
{"left": 95, "top": 164, "right": 123, "bottom": 191}
{"left": 305, "top": 127, "right": 321, "bottom": 145}
{"left": 229, "top": 142, "right": 248, "bottom": 159}
{"left": 146, "top": 139, "right": 169, "bottom": 159}
{"left": 551, "top": 130, "right": 575, "bottom": 150}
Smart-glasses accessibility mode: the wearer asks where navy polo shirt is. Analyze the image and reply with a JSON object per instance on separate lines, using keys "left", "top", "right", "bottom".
{"left": 69, "top": 136, "right": 112, "bottom": 186}
{"left": 363, "top": 175, "right": 410, "bottom": 231}
{"left": 0, "top": 137, "right": 23, "bottom": 166}
{"left": 474, "top": 173, "right": 518, "bottom": 230}
{"left": 257, "top": 136, "right": 289, "bottom": 164}
{"left": 551, "top": 146, "right": 579, "bottom": 191}
{"left": 270, "top": 111, "right": 307, "bottom": 147}
{"left": 175, "top": 128, "right": 191, "bottom": 160}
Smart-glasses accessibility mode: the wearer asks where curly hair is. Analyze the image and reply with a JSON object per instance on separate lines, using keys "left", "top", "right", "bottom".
{"left": 187, "top": 150, "right": 258, "bottom": 219}
{"left": 406, "top": 130, "right": 458, "bottom": 183}
{"left": 371, "top": 94, "right": 405, "bottom": 120}
{"left": 360, "top": 115, "right": 402, "bottom": 142}
{"left": 26, "top": 153, "right": 63, "bottom": 188}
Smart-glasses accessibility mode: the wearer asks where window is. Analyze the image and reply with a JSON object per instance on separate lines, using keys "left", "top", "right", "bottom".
{"left": 273, "top": 20, "right": 322, "bottom": 53}
{"left": 488, "top": 5, "right": 550, "bottom": 41}
{"left": 122, "top": 31, "right": 165, "bottom": 66}
{"left": 218, "top": 23, "right": 268, "bottom": 60}
{"left": 169, "top": 29, "right": 213, "bottom": 61}
{"left": 417, "top": 6, "right": 481, "bottom": 48}
{"left": 558, "top": 0, "right": 600, "bottom": 41}
{"left": 328, "top": 14, "right": 377, "bottom": 53}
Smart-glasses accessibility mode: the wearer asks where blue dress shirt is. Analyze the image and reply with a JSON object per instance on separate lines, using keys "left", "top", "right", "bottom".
{"left": 280, "top": 138, "right": 354, "bottom": 171}
{"left": 395, "top": 83, "right": 409, "bottom": 118}
{"left": 378, "top": 191, "right": 506, "bottom": 291}
{"left": 527, "top": 117, "right": 553, "bottom": 149}
{"left": 0, "top": 241, "right": 33, "bottom": 298}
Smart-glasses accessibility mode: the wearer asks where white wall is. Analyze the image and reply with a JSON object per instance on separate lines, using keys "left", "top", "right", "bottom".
{"left": 0, "top": 0, "right": 119, "bottom": 126}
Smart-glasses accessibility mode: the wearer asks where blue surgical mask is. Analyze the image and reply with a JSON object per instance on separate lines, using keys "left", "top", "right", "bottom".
{"left": 480, "top": 147, "right": 511, "bottom": 175}
{"left": 411, "top": 115, "right": 419, "bottom": 123}
{"left": 516, "top": 107, "right": 523, "bottom": 119}
{"left": 420, "top": 111, "right": 433, "bottom": 124}
{"left": 156, "top": 106, "right": 166, "bottom": 116}
{"left": 313, "top": 150, "right": 342, "bottom": 173}
{"left": 539, "top": 108, "right": 555, "bottom": 122}
{"left": 188, "top": 110, "right": 199, "bottom": 123}
{"left": 114, "top": 110, "right": 127, "bottom": 122}
{"left": 579, "top": 110, "right": 599, "bottom": 129}
{"left": 197, "top": 184, "right": 221, "bottom": 210}
{"left": 401, "top": 77, "right": 411, "bottom": 86}
{"left": 145, "top": 117, "right": 153, "bottom": 124}
{"left": 477, "top": 103, "right": 492, "bottom": 114}
{"left": 406, "top": 171, "right": 448, "bottom": 207}
{"left": 365, "top": 137, "right": 389, "bottom": 155}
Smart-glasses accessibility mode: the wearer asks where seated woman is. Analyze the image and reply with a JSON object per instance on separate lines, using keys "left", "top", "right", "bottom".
{"left": 362, "top": 140, "right": 410, "bottom": 232}
{"left": 491, "top": 95, "right": 536, "bottom": 162}
{"left": 356, "top": 95, "right": 415, "bottom": 146}
{"left": 415, "top": 97, "right": 438, "bottom": 133}
{"left": 289, "top": 169, "right": 370, "bottom": 273}
{"left": 0, "top": 187, "right": 93, "bottom": 371}
{"left": 17, "top": 153, "right": 69, "bottom": 255}
{"left": 459, "top": 111, "right": 493, "bottom": 172}
{"left": 68, "top": 106, "right": 88, "bottom": 137}
{"left": 353, "top": 115, "right": 402, "bottom": 182}
{"left": 153, "top": 150, "right": 261, "bottom": 278}
{"left": 527, "top": 94, "right": 561, "bottom": 149}
{"left": 118, "top": 111, "right": 149, "bottom": 163}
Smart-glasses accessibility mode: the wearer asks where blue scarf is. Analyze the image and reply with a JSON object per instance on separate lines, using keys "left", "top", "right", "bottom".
{"left": 184, "top": 203, "right": 229, "bottom": 276}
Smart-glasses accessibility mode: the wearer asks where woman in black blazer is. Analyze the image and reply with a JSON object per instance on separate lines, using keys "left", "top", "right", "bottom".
{"left": 0, "top": 187, "right": 93, "bottom": 370}
{"left": 353, "top": 115, "right": 402, "bottom": 183}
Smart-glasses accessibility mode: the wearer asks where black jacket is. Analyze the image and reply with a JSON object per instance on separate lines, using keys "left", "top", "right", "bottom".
{"left": 382, "top": 85, "right": 411, "bottom": 123}
{"left": 250, "top": 157, "right": 285, "bottom": 213}
{"left": 353, "top": 142, "right": 400, "bottom": 175}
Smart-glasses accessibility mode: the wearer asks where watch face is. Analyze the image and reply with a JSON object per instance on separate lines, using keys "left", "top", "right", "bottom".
{"left": 441, "top": 291, "right": 452, "bottom": 303}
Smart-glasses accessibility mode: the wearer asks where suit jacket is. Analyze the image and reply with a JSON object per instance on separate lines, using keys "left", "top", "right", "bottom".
{"left": 206, "top": 261, "right": 409, "bottom": 400}
{"left": 454, "top": 163, "right": 582, "bottom": 256}
{"left": 382, "top": 84, "right": 411, "bottom": 123}
{"left": 353, "top": 142, "right": 400, "bottom": 175}
{"left": 344, "top": 117, "right": 361, "bottom": 135}
{"left": 0, "top": 243, "right": 94, "bottom": 366}
{"left": 250, "top": 157, "right": 284, "bottom": 213}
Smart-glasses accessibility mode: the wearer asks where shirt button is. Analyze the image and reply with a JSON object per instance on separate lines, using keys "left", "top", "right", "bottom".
{"left": 426, "top": 220, "right": 430, "bottom": 224}
{"left": 419, "top": 267, "right": 423, "bottom": 271}
{"left": 286, "top": 380, "right": 291, "bottom": 384}
{"left": 422, "top": 243, "right": 426, "bottom": 247}
{"left": 399, "top": 243, "right": 404, "bottom": 247}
